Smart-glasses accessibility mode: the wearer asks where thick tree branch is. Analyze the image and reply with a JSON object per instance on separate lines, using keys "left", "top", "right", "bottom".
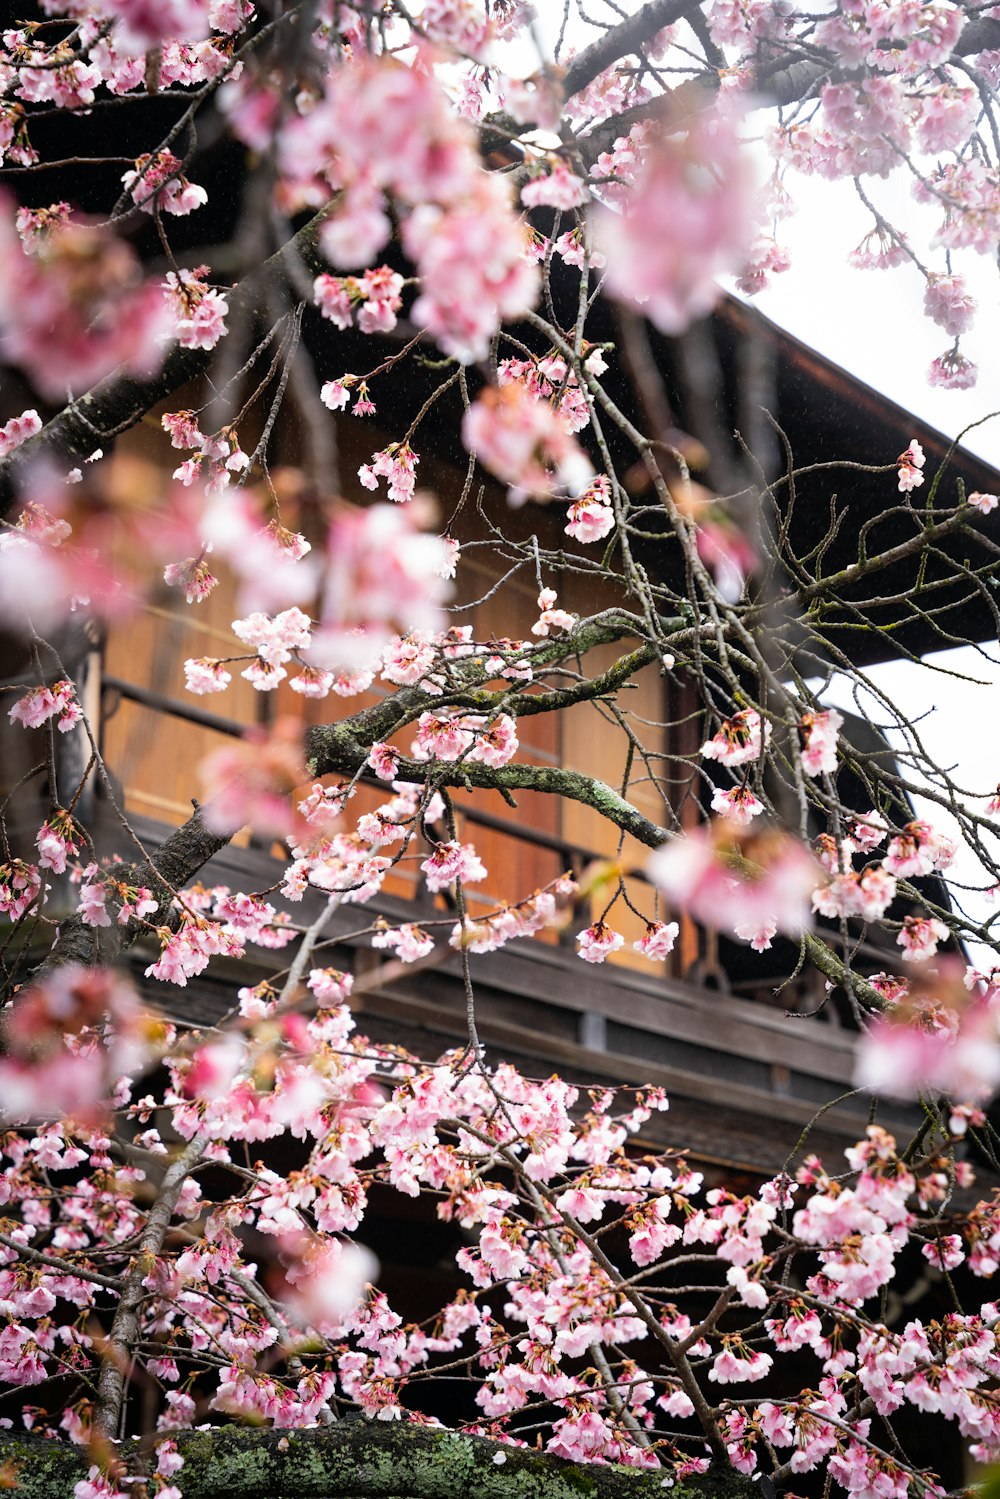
{"left": 37, "top": 808, "right": 231, "bottom": 976}
{"left": 762, "top": 12, "right": 1000, "bottom": 106}
{"left": 329, "top": 724, "right": 671, "bottom": 847}
{"left": 0, "top": 1425, "right": 752, "bottom": 1499}
{"left": 35, "top": 613, "right": 650, "bottom": 976}
{"left": 300, "top": 609, "right": 651, "bottom": 754}
{"left": 448, "top": 641, "right": 660, "bottom": 718}
{"left": 95, "top": 1131, "right": 210, "bottom": 1439}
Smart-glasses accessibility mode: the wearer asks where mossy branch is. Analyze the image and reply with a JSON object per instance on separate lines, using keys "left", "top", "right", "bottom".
{"left": 0, "top": 1424, "right": 754, "bottom": 1499}
{"left": 449, "top": 641, "right": 660, "bottom": 719}
{"left": 312, "top": 610, "right": 654, "bottom": 753}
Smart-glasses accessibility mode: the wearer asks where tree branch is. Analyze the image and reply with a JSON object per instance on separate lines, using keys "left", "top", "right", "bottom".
{"left": 32, "top": 613, "right": 653, "bottom": 978}
{"left": 0, "top": 1424, "right": 753, "bottom": 1499}
{"left": 36, "top": 807, "right": 231, "bottom": 976}
{"left": 449, "top": 641, "right": 660, "bottom": 719}
{"left": 303, "top": 732, "right": 669, "bottom": 846}
{"left": 95, "top": 1131, "right": 210, "bottom": 1438}
{"left": 762, "top": 12, "right": 1000, "bottom": 106}
{"left": 562, "top": 0, "right": 702, "bottom": 99}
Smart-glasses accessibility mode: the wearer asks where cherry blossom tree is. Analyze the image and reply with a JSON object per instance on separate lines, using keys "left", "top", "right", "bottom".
{"left": 4, "top": 2, "right": 1000, "bottom": 1497}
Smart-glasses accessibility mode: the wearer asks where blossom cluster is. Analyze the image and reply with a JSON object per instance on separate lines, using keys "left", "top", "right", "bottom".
{"left": 278, "top": 52, "right": 538, "bottom": 362}
{"left": 0, "top": 194, "right": 167, "bottom": 398}
{"left": 3, "top": 966, "right": 1000, "bottom": 1498}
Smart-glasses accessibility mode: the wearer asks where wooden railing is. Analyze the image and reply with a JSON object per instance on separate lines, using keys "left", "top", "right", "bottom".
{"left": 90, "top": 674, "right": 926, "bottom": 1172}
{"left": 98, "top": 672, "right": 893, "bottom": 1007}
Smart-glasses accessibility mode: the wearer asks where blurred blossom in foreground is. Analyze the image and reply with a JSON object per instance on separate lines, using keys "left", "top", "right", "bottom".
{"left": 0, "top": 966, "right": 161, "bottom": 1122}
{"left": 648, "top": 823, "right": 817, "bottom": 938}
{"left": 594, "top": 104, "right": 756, "bottom": 335}
{"left": 311, "top": 501, "right": 453, "bottom": 672}
{"left": 461, "top": 382, "right": 593, "bottom": 503}
{"left": 855, "top": 960, "right": 1000, "bottom": 1105}
{"left": 199, "top": 718, "right": 309, "bottom": 840}
{"left": 0, "top": 194, "right": 168, "bottom": 399}
{"left": 275, "top": 1233, "right": 379, "bottom": 1336}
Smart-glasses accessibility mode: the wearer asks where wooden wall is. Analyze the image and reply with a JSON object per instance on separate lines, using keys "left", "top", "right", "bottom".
{"left": 98, "top": 407, "right": 680, "bottom": 969}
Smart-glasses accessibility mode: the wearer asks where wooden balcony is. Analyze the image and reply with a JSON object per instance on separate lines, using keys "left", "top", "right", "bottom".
{"left": 91, "top": 667, "right": 920, "bottom": 1179}
{"left": 0, "top": 421, "right": 929, "bottom": 1179}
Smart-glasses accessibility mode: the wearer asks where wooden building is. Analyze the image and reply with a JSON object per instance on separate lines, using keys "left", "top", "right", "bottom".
{"left": 4, "top": 296, "right": 1000, "bottom": 1185}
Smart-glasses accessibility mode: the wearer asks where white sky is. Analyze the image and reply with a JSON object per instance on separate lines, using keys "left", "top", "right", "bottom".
{"left": 737, "top": 166, "right": 1000, "bottom": 473}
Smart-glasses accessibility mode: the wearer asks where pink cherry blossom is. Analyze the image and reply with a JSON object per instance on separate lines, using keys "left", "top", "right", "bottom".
{"left": 415, "top": 710, "right": 473, "bottom": 761}
{"left": 708, "top": 1342, "right": 773, "bottom": 1384}
{"left": 277, "top": 1234, "right": 378, "bottom": 1331}
{"left": 850, "top": 812, "right": 889, "bottom": 851}
{"left": 321, "top": 378, "right": 351, "bottom": 411}
{"left": 122, "top": 151, "right": 208, "bottom": 217}
{"left": 0, "top": 408, "right": 40, "bottom": 458}
{"left": 928, "top": 349, "right": 978, "bottom": 389}
{"left": 734, "top": 918, "right": 777, "bottom": 952}
{"left": 466, "top": 713, "right": 519, "bottom": 769}
{"left": 371, "top": 922, "right": 435, "bottom": 963}
{"left": 565, "top": 486, "right": 616, "bottom": 544}
{"left": 73, "top": 1466, "right": 129, "bottom": 1499}
{"left": 358, "top": 444, "right": 420, "bottom": 505}
{"left": 404, "top": 174, "right": 540, "bottom": 362}
{"left": 812, "top": 866, "right": 897, "bottom": 923}
{"left": 164, "top": 556, "right": 218, "bottom": 603}
{"left": 383, "top": 634, "right": 437, "bottom": 687}
{"left": 77, "top": 882, "right": 112, "bottom": 928}
{"left": 8, "top": 680, "right": 79, "bottom": 732}
{"left": 421, "top": 841, "right": 487, "bottom": 893}
{"left": 633, "top": 920, "right": 679, "bottom": 960}
{"left": 711, "top": 785, "right": 764, "bottom": 823}
{"left": 923, "top": 274, "right": 976, "bottom": 336}
{"left": 184, "top": 658, "right": 232, "bottom": 695}
{"left": 577, "top": 922, "right": 626, "bottom": 963}
{"left": 884, "top": 821, "right": 955, "bottom": 878}
{"left": 0, "top": 859, "right": 41, "bottom": 923}
{"left": 522, "top": 161, "right": 588, "bottom": 211}
{"left": 896, "top": 439, "right": 926, "bottom": 492}
{"left": 696, "top": 513, "right": 759, "bottom": 603}
{"left": 701, "top": 708, "right": 768, "bottom": 766}
{"left": 306, "top": 969, "right": 354, "bottom": 1005}
{"left": 36, "top": 812, "right": 80, "bottom": 874}
{"left": 799, "top": 708, "right": 843, "bottom": 778}
{"left": 532, "top": 588, "right": 577, "bottom": 637}
{"left": 897, "top": 914, "right": 950, "bottom": 962}
{"left": 163, "top": 266, "right": 229, "bottom": 350}
{"left": 367, "top": 743, "right": 401, "bottom": 781}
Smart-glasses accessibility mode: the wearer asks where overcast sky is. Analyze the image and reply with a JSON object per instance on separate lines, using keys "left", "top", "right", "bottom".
{"left": 735, "top": 165, "right": 1000, "bottom": 474}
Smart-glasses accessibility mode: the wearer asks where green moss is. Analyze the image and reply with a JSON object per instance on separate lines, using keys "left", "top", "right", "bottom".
{"left": 0, "top": 1425, "right": 754, "bottom": 1499}
{"left": 0, "top": 1441, "right": 83, "bottom": 1499}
